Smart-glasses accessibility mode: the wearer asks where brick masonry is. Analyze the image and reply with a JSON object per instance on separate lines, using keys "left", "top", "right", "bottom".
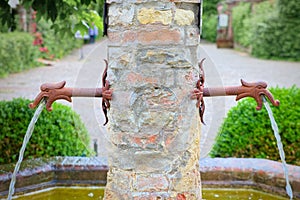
{"left": 106, "top": 0, "right": 202, "bottom": 199}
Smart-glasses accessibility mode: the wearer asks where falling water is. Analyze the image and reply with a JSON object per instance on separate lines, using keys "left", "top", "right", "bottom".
{"left": 7, "top": 99, "right": 46, "bottom": 200}
{"left": 262, "top": 97, "right": 293, "bottom": 200}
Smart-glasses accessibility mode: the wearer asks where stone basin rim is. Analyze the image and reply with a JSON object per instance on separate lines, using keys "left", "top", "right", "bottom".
{"left": 0, "top": 157, "right": 299, "bottom": 199}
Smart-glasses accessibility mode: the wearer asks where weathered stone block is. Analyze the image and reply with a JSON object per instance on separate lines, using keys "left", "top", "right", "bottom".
{"left": 107, "top": 0, "right": 200, "bottom": 3}
{"left": 108, "top": 5, "right": 135, "bottom": 27}
{"left": 135, "top": 174, "right": 169, "bottom": 192}
{"left": 186, "top": 27, "right": 200, "bottom": 46}
{"left": 138, "top": 8, "right": 172, "bottom": 25}
{"left": 174, "top": 9, "right": 195, "bottom": 26}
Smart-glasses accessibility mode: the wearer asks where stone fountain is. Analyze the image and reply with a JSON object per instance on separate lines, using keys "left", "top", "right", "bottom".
{"left": 11, "top": 0, "right": 288, "bottom": 199}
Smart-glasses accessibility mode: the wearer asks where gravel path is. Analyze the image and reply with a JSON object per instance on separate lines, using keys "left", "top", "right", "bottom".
{"left": 1, "top": 39, "right": 299, "bottom": 158}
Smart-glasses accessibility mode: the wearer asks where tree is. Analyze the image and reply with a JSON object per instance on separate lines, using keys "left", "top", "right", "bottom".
{"left": 0, "top": 0, "right": 104, "bottom": 35}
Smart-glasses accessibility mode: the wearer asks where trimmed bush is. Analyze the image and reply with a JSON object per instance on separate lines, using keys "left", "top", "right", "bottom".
{"left": 210, "top": 87, "right": 300, "bottom": 166}
{"left": 0, "top": 32, "right": 40, "bottom": 77}
{"left": 202, "top": 14, "right": 218, "bottom": 42}
{"left": 231, "top": 0, "right": 300, "bottom": 61}
{"left": 251, "top": 16, "right": 300, "bottom": 61}
{"left": 277, "top": 0, "right": 300, "bottom": 19}
{"left": 232, "top": 2, "right": 252, "bottom": 48}
{"left": 0, "top": 98, "right": 91, "bottom": 165}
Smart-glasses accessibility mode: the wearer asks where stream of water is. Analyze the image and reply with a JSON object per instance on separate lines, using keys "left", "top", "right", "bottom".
{"left": 7, "top": 99, "right": 46, "bottom": 200}
{"left": 5, "top": 95, "right": 294, "bottom": 200}
{"left": 262, "top": 97, "right": 293, "bottom": 200}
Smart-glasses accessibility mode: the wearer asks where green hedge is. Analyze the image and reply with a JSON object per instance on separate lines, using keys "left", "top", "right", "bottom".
{"left": 0, "top": 98, "right": 91, "bottom": 165}
{"left": 202, "top": 14, "right": 218, "bottom": 42}
{"left": 231, "top": 0, "right": 300, "bottom": 61}
{"left": 252, "top": 17, "right": 300, "bottom": 61}
{"left": 232, "top": 2, "right": 252, "bottom": 48}
{"left": 277, "top": 0, "right": 300, "bottom": 18}
{"left": 0, "top": 20, "right": 83, "bottom": 78}
{"left": 0, "top": 32, "right": 40, "bottom": 77}
{"left": 201, "top": 0, "right": 220, "bottom": 42}
{"left": 210, "top": 87, "right": 300, "bottom": 166}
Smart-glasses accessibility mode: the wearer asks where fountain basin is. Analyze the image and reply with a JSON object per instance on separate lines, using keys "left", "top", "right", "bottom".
{"left": 0, "top": 157, "right": 299, "bottom": 199}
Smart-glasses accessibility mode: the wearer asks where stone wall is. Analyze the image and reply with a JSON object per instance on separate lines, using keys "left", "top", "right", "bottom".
{"left": 105, "top": 0, "right": 202, "bottom": 199}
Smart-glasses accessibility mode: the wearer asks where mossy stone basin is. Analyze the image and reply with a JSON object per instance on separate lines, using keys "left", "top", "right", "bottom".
{"left": 13, "top": 187, "right": 288, "bottom": 200}
{"left": 0, "top": 157, "right": 299, "bottom": 199}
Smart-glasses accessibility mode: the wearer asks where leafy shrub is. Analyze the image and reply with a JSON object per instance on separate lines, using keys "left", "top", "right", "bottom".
{"left": 0, "top": 24, "right": 83, "bottom": 78}
{"left": 0, "top": 98, "right": 91, "bottom": 165}
{"left": 202, "top": 14, "right": 218, "bottom": 42}
{"left": 0, "top": 32, "right": 40, "bottom": 77}
{"left": 210, "top": 87, "right": 300, "bottom": 166}
{"left": 251, "top": 16, "right": 300, "bottom": 61}
{"left": 201, "top": 0, "right": 220, "bottom": 42}
{"left": 37, "top": 19, "right": 82, "bottom": 59}
{"left": 231, "top": 0, "right": 300, "bottom": 61}
{"left": 277, "top": 0, "right": 300, "bottom": 18}
{"left": 250, "top": 0, "right": 300, "bottom": 61}
{"left": 232, "top": 2, "right": 252, "bottom": 47}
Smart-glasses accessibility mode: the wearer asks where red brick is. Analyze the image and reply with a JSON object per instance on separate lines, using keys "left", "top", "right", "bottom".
{"left": 107, "top": 31, "right": 122, "bottom": 43}
{"left": 127, "top": 72, "right": 158, "bottom": 84}
{"left": 108, "top": 30, "right": 137, "bottom": 44}
{"left": 138, "top": 29, "right": 182, "bottom": 45}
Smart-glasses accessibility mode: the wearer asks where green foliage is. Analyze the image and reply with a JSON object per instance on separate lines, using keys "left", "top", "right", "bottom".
{"left": 252, "top": 17, "right": 300, "bottom": 61}
{"left": 231, "top": 0, "right": 300, "bottom": 61}
{"left": 202, "top": 14, "right": 218, "bottom": 42}
{"left": 0, "top": 29, "right": 82, "bottom": 77}
{"left": 210, "top": 87, "right": 300, "bottom": 166}
{"left": 72, "top": 9, "right": 103, "bottom": 37}
{"left": 232, "top": 3, "right": 252, "bottom": 47}
{"left": 91, "top": 0, "right": 105, "bottom": 18}
{"left": 277, "top": 0, "right": 300, "bottom": 18}
{"left": 203, "top": 0, "right": 219, "bottom": 16}
{"left": 232, "top": 1, "right": 276, "bottom": 48}
{"left": 201, "top": 0, "right": 220, "bottom": 42}
{"left": 0, "top": 0, "right": 14, "bottom": 31}
{"left": 250, "top": 1, "right": 300, "bottom": 61}
{"left": 23, "top": 0, "right": 95, "bottom": 23}
{"left": 37, "top": 19, "right": 82, "bottom": 59}
{"left": 27, "top": 0, "right": 103, "bottom": 37}
{"left": 0, "top": 0, "right": 103, "bottom": 37}
{"left": 0, "top": 98, "right": 91, "bottom": 165}
{"left": 0, "top": 32, "right": 40, "bottom": 77}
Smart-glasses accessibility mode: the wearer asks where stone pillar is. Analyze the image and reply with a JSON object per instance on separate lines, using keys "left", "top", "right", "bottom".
{"left": 105, "top": 1, "right": 202, "bottom": 199}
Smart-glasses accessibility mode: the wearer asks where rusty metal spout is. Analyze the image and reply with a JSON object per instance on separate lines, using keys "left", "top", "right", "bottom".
{"left": 29, "top": 60, "right": 112, "bottom": 125}
{"left": 28, "top": 81, "right": 111, "bottom": 111}
{"left": 191, "top": 59, "right": 280, "bottom": 124}
{"left": 203, "top": 79, "right": 280, "bottom": 110}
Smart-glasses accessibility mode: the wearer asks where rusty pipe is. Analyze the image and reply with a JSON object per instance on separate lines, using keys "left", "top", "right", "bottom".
{"left": 191, "top": 59, "right": 280, "bottom": 124}
{"left": 202, "top": 79, "right": 280, "bottom": 110}
{"left": 69, "top": 87, "right": 103, "bottom": 97}
{"left": 28, "top": 81, "right": 112, "bottom": 111}
{"left": 29, "top": 60, "right": 112, "bottom": 126}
